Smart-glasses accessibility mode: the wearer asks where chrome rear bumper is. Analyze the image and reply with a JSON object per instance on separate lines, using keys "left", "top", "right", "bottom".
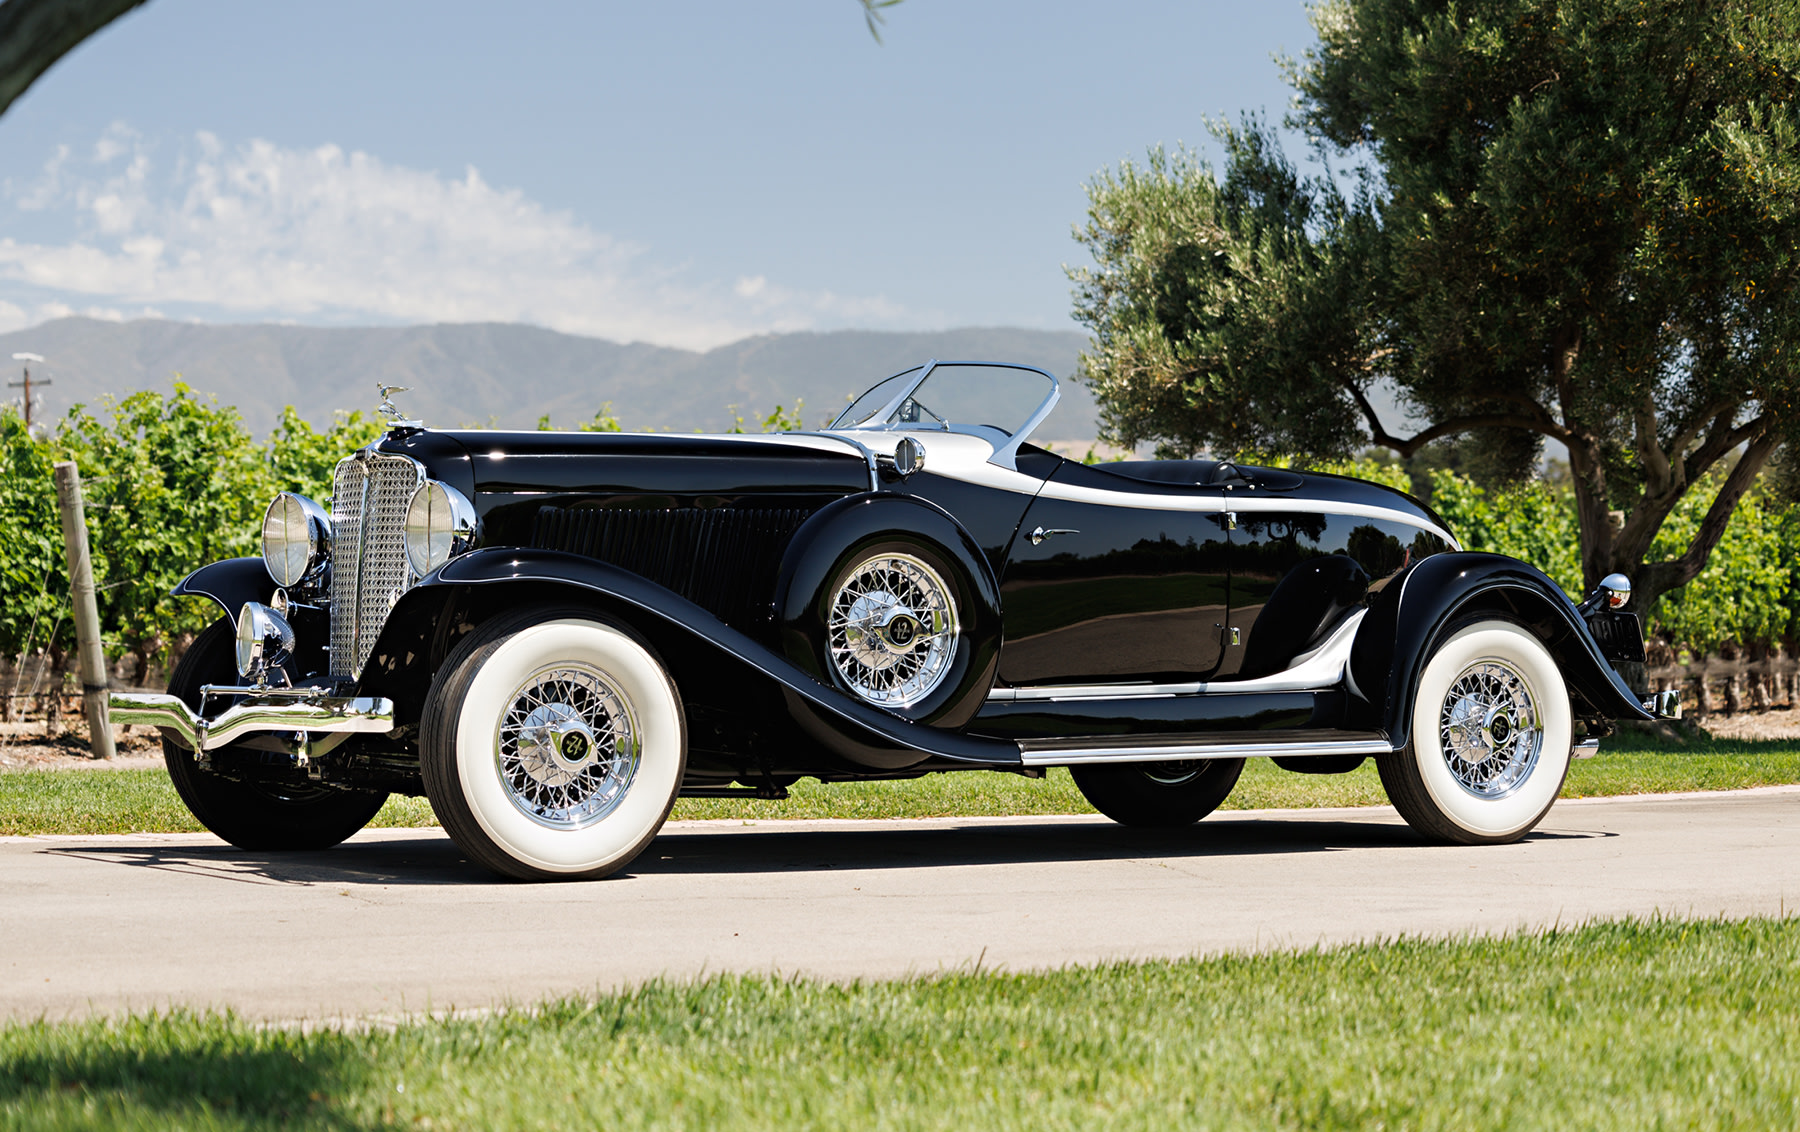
{"left": 109, "top": 690, "right": 395, "bottom": 751}
{"left": 1643, "top": 689, "right": 1682, "bottom": 720}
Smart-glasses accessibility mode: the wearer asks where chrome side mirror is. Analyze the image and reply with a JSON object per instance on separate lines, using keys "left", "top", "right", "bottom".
{"left": 1598, "top": 573, "right": 1632, "bottom": 610}
{"left": 893, "top": 437, "right": 927, "bottom": 478}
{"left": 1579, "top": 572, "right": 1633, "bottom": 615}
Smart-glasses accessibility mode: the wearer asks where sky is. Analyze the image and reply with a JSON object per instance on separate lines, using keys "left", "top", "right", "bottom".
{"left": 0, "top": 0, "right": 1321, "bottom": 350}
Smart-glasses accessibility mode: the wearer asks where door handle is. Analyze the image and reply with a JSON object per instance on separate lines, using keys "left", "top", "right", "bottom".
{"left": 1028, "top": 526, "right": 1079, "bottom": 546}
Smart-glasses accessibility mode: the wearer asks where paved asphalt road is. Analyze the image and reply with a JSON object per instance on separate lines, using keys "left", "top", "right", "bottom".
{"left": 4, "top": 787, "right": 1797, "bottom": 1023}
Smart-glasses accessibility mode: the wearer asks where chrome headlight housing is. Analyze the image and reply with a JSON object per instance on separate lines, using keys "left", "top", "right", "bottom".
{"left": 236, "top": 601, "right": 296, "bottom": 683}
{"left": 260, "top": 493, "right": 332, "bottom": 589}
{"left": 404, "top": 480, "right": 479, "bottom": 576}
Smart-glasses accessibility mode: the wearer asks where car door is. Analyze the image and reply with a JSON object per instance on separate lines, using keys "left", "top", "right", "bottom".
{"left": 997, "top": 469, "right": 1231, "bottom": 686}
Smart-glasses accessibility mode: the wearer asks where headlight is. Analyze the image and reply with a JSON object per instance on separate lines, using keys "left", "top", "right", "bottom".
{"left": 261, "top": 493, "right": 331, "bottom": 588}
{"left": 404, "top": 480, "right": 479, "bottom": 576}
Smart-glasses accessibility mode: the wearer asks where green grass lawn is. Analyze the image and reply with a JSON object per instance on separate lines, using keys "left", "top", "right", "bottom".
{"left": 3, "top": 916, "right": 1797, "bottom": 1130}
{"left": 2, "top": 732, "right": 1796, "bottom": 836}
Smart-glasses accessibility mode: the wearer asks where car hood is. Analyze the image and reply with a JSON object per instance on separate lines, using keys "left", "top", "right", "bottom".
{"left": 374, "top": 427, "right": 872, "bottom": 504}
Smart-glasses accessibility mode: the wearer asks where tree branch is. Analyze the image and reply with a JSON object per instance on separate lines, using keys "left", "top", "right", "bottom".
{"left": 1685, "top": 413, "right": 1771, "bottom": 483}
{"left": 1342, "top": 380, "right": 1567, "bottom": 458}
{"left": 1658, "top": 427, "right": 1781, "bottom": 590}
{"left": 0, "top": 0, "right": 150, "bottom": 118}
{"left": 1635, "top": 392, "right": 1673, "bottom": 494}
{"left": 1667, "top": 395, "right": 1738, "bottom": 461}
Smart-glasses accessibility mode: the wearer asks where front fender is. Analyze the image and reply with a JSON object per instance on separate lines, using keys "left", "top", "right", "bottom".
{"left": 1350, "top": 552, "right": 1651, "bottom": 750}
{"left": 374, "top": 547, "right": 1019, "bottom": 770}
{"left": 172, "top": 558, "right": 275, "bottom": 626}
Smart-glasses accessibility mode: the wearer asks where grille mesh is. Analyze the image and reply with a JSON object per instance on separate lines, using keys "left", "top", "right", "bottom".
{"left": 531, "top": 505, "right": 811, "bottom": 628}
{"left": 330, "top": 454, "right": 425, "bottom": 679}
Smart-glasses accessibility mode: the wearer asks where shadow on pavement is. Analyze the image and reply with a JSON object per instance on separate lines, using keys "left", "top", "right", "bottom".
{"left": 626, "top": 814, "right": 1612, "bottom": 877}
{"left": 37, "top": 812, "right": 1613, "bottom": 886}
{"left": 40, "top": 835, "right": 479, "bottom": 887}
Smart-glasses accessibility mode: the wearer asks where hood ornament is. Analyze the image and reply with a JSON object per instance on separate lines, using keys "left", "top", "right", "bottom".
{"left": 376, "top": 383, "right": 423, "bottom": 431}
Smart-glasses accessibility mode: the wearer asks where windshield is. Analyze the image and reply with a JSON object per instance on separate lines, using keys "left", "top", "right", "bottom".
{"left": 831, "top": 368, "right": 921, "bottom": 429}
{"left": 831, "top": 363, "right": 1056, "bottom": 438}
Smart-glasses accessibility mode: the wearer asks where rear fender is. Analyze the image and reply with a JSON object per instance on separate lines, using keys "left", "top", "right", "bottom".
{"left": 1349, "top": 552, "right": 1651, "bottom": 750}
{"left": 358, "top": 547, "right": 1020, "bottom": 772}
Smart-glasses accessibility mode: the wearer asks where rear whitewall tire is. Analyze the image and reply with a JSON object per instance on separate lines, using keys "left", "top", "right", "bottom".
{"left": 422, "top": 610, "right": 686, "bottom": 880}
{"left": 1377, "top": 619, "right": 1573, "bottom": 845}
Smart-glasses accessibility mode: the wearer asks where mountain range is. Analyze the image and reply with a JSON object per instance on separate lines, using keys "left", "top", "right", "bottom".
{"left": 0, "top": 318, "right": 1106, "bottom": 447}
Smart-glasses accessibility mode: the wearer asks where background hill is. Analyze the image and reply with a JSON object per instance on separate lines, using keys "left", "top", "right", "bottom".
{"left": 0, "top": 318, "right": 1104, "bottom": 446}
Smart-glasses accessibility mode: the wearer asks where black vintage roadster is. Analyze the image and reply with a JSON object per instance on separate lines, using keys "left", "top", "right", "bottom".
{"left": 113, "top": 363, "right": 1676, "bottom": 879}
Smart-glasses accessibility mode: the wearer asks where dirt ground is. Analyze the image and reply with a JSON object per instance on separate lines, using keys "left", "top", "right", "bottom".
{"left": 1691, "top": 706, "right": 1800, "bottom": 742}
{"left": 0, "top": 727, "right": 166, "bottom": 771}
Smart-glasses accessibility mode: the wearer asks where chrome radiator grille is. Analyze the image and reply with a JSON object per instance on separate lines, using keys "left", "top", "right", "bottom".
{"left": 330, "top": 453, "right": 425, "bottom": 680}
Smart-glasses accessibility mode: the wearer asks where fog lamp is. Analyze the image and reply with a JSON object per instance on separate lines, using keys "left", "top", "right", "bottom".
{"left": 236, "top": 601, "right": 296, "bottom": 684}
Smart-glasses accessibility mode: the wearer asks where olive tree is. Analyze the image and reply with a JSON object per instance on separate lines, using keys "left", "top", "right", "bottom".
{"left": 1072, "top": 0, "right": 1800, "bottom": 617}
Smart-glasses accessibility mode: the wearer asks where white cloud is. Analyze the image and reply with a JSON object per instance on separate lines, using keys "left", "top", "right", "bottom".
{"left": 0, "top": 128, "right": 915, "bottom": 350}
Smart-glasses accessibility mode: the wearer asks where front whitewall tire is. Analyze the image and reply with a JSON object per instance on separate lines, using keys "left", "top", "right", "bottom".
{"left": 423, "top": 612, "right": 686, "bottom": 880}
{"left": 1378, "top": 619, "right": 1573, "bottom": 844}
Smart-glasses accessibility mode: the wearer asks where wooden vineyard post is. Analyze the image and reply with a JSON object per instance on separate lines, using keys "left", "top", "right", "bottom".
{"left": 53, "top": 461, "right": 116, "bottom": 759}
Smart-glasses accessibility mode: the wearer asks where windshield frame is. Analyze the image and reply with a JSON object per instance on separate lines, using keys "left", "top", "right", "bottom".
{"left": 826, "top": 359, "right": 1061, "bottom": 472}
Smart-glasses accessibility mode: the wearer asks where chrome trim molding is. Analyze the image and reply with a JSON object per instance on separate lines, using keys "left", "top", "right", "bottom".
{"left": 990, "top": 610, "right": 1367, "bottom": 702}
{"left": 1033, "top": 478, "right": 1460, "bottom": 549}
{"left": 1019, "top": 737, "right": 1394, "bottom": 767}
{"left": 109, "top": 690, "right": 396, "bottom": 752}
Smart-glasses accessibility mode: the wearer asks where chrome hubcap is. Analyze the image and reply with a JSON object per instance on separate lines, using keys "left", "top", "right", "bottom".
{"left": 829, "top": 553, "right": 957, "bottom": 708}
{"left": 1439, "top": 660, "right": 1542, "bottom": 798}
{"left": 495, "top": 664, "right": 639, "bottom": 828}
{"left": 1141, "top": 760, "right": 1204, "bottom": 786}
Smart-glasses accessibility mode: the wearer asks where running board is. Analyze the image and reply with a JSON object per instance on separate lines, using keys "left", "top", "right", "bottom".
{"left": 1017, "top": 732, "right": 1393, "bottom": 767}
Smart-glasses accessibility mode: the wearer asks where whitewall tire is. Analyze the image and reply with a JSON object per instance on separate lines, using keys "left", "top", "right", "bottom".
{"left": 422, "top": 608, "right": 686, "bottom": 880}
{"left": 1376, "top": 619, "right": 1573, "bottom": 844}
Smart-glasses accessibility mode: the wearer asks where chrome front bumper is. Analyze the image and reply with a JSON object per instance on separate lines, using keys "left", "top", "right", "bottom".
{"left": 109, "top": 690, "right": 395, "bottom": 751}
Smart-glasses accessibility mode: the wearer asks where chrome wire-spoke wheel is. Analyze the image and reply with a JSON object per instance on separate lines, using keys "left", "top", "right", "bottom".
{"left": 423, "top": 612, "right": 686, "bottom": 880}
{"left": 1438, "top": 660, "right": 1543, "bottom": 799}
{"left": 495, "top": 663, "right": 640, "bottom": 828}
{"left": 827, "top": 552, "right": 958, "bottom": 708}
{"left": 1377, "top": 619, "right": 1573, "bottom": 845}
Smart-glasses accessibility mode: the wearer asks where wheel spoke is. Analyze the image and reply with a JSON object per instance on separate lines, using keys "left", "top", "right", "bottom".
{"left": 1437, "top": 660, "right": 1543, "bottom": 798}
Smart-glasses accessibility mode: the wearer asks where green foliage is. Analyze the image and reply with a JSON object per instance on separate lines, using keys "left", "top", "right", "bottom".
{"left": 1427, "top": 469, "right": 1584, "bottom": 597}
{"left": 0, "top": 407, "right": 66, "bottom": 665}
{"left": 537, "top": 404, "right": 624, "bottom": 433}
{"left": 265, "top": 407, "right": 384, "bottom": 501}
{"left": 50, "top": 386, "right": 271, "bottom": 672}
{"left": 1650, "top": 479, "right": 1795, "bottom": 654}
{"left": 727, "top": 401, "right": 807, "bottom": 434}
{"left": 1070, "top": 138, "right": 1374, "bottom": 461}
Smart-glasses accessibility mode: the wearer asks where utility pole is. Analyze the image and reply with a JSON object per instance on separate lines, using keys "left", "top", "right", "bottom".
{"left": 9, "top": 352, "right": 49, "bottom": 430}
{"left": 53, "top": 462, "right": 115, "bottom": 759}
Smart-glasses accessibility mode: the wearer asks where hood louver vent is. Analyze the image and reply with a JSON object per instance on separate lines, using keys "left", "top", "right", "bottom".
{"left": 531, "top": 506, "right": 812, "bottom": 629}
